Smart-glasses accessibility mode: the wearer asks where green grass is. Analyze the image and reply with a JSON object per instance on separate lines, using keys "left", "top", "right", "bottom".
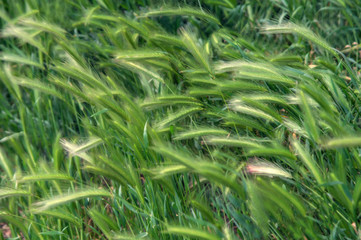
{"left": 1, "top": 0, "right": 361, "bottom": 239}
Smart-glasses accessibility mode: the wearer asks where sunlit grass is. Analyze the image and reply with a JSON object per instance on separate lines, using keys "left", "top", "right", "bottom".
{"left": 1, "top": 0, "right": 361, "bottom": 239}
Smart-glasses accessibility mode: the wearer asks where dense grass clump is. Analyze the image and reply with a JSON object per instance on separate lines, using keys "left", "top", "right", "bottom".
{"left": 1, "top": 0, "right": 361, "bottom": 239}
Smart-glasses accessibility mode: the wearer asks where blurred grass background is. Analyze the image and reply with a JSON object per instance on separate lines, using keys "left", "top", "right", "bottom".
{"left": 1, "top": 0, "right": 361, "bottom": 239}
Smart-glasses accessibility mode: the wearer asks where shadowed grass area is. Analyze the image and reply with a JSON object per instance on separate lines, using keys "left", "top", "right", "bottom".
{"left": 1, "top": 0, "right": 361, "bottom": 239}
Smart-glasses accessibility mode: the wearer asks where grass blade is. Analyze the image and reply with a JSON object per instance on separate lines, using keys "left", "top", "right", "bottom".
{"left": 166, "top": 226, "right": 221, "bottom": 240}
{"left": 32, "top": 189, "right": 112, "bottom": 212}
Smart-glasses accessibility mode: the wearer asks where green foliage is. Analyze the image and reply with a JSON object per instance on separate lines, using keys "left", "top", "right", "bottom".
{"left": 1, "top": 0, "right": 361, "bottom": 239}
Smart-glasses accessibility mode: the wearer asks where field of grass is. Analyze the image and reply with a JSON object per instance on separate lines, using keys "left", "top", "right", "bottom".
{"left": 1, "top": 0, "right": 361, "bottom": 239}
